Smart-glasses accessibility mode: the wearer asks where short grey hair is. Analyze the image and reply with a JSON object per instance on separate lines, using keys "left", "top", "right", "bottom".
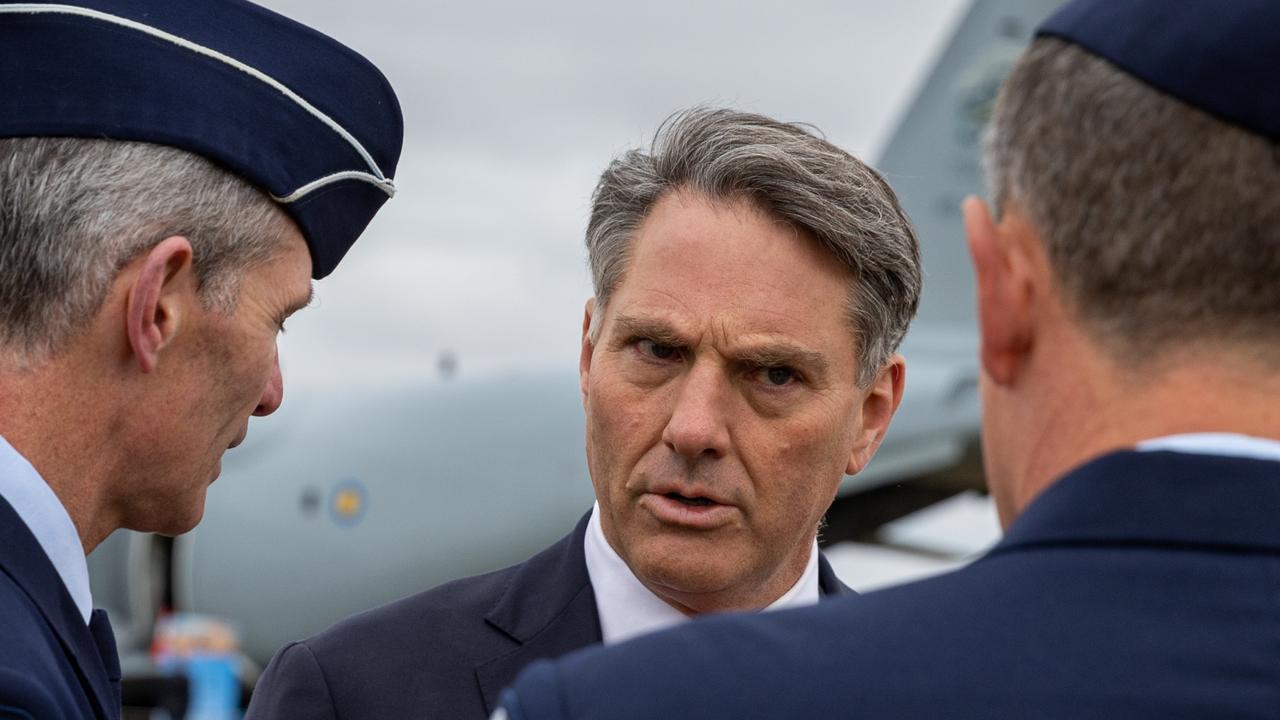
{"left": 985, "top": 38, "right": 1280, "bottom": 357}
{"left": 0, "top": 137, "right": 294, "bottom": 365}
{"left": 585, "top": 107, "right": 922, "bottom": 387}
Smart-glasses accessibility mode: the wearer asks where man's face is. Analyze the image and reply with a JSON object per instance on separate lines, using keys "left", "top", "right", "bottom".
{"left": 123, "top": 227, "right": 313, "bottom": 534}
{"left": 582, "top": 191, "right": 876, "bottom": 612}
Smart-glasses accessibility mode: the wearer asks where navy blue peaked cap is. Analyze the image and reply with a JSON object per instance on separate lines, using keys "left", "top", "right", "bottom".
{"left": 1038, "top": 0, "right": 1280, "bottom": 143}
{"left": 0, "top": 0, "right": 404, "bottom": 278}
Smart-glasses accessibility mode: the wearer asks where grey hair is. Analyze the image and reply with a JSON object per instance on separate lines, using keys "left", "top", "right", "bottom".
{"left": 0, "top": 137, "right": 294, "bottom": 365}
{"left": 985, "top": 38, "right": 1280, "bottom": 358}
{"left": 585, "top": 107, "right": 922, "bottom": 387}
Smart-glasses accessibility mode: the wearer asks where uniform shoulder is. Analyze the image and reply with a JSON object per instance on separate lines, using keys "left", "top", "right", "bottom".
{"left": 510, "top": 560, "right": 1027, "bottom": 718}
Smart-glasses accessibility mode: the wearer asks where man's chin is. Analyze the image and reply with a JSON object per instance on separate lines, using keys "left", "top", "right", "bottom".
{"left": 131, "top": 493, "right": 209, "bottom": 537}
{"left": 625, "top": 534, "right": 747, "bottom": 595}
{"left": 131, "top": 513, "right": 203, "bottom": 537}
{"left": 166, "top": 507, "right": 206, "bottom": 536}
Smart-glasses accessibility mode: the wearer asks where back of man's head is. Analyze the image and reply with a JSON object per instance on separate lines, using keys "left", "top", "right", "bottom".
{"left": 985, "top": 35, "right": 1280, "bottom": 362}
{"left": 968, "top": 0, "right": 1279, "bottom": 523}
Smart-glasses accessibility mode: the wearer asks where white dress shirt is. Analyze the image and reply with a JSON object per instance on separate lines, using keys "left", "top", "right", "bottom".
{"left": 0, "top": 434, "right": 93, "bottom": 624}
{"left": 584, "top": 501, "right": 820, "bottom": 645}
{"left": 1137, "top": 432, "right": 1280, "bottom": 462}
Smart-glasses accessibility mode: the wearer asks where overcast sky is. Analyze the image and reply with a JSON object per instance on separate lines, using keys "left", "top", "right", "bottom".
{"left": 254, "top": 0, "right": 970, "bottom": 389}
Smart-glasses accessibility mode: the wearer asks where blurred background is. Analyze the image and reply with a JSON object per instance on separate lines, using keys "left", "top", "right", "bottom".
{"left": 266, "top": 0, "right": 971, "bottom": 387}
{"left": 83, "top": 0, "right": 1067, "bottom": 715}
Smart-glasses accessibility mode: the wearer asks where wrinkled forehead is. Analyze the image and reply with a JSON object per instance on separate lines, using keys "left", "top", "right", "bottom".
{"left": 604, "top": 192, "right": 857, "bottom": 346}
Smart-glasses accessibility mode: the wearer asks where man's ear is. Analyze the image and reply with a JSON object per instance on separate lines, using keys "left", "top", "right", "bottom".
{"left": 579, "top": 298, "right": 596, "bottom": 404}
{"left": 126, "top": 236, "right": 197, "bottom": 374}
{"left": 846, "top": 355, "right": 906, "bottom": 475}
{"left": 964, "top": 196, "right": 1036, "bottom": 387}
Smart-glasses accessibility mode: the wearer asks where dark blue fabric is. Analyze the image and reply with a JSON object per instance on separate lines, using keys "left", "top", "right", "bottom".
{"left": 0, "top": 0, "right": 403, "bottom": 278}
{"left": 502, "top": 451, "right": 1280, "bottom": 719}
{"left": 87, "top": 610, "right": 121, "bottom": 713}
{"left": 0, "top": 495, "right": 121, "bottom": 720}
{"left": 245, "top": 511, "right": 851, "bottom": 720}
{"left": 1037, "top": 0, "right": 1279, "bottom": 142}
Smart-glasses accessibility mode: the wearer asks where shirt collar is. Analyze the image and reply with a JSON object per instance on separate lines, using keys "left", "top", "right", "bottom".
{"left": 1136, "top": 432, "right": 1280, "bottom": 462}
{"left": 584, "top": 502, "right": 819, "bottom": 646}
{"left": 0, "top": 435, "right": 92, "bottom": 624}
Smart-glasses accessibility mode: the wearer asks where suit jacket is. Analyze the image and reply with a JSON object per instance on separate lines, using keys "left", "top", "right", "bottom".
{"left": 503, "top": 451, "right": 1280, "bottom": 719}
{"left": 245, "top": 511, "right": 850, "bottom": 720}
{"left": 0, "top": 495, "right": 121, "bottom": 720}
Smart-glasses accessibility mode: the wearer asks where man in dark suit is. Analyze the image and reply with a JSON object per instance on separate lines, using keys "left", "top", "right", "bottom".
{"left": 246, "top": 108, "right": 923, "bottom": 719}
{"left": 498, "top": 1, "right": 1280, "bottom": 718}
{"left": 0, "top": 2, "right": 402, "bottom": 717}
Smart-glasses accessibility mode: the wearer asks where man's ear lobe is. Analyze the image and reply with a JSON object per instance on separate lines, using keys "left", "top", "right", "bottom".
{"left": 845, "top": 356, "right": 906, "bottom": 476}
{"left": 126, "top": 236, "right": 196, "bottom": 374}
{"left": 964, "top": 196, "right": 1033, "bottom": 387}
{"left": 579, "top": 298, "right": 596, "bottom": 403}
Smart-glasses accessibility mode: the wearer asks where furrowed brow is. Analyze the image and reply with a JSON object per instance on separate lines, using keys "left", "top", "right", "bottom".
{"left": 735, "top": 344, "right": 828, "bottom": 375}
{"left": 612, "top": 314, "right": 686, "bottom": 346}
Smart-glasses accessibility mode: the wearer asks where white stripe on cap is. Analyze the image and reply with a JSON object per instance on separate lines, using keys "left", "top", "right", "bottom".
{"left": 271, "top": 170, "right": 400, "bottom": 204}
{"left": 0, "top": 3, "right": 397, "bottom": 202}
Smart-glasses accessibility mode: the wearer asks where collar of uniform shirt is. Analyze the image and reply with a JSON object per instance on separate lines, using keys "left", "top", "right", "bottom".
{"left": 0, "top": 434, "right": 93, "bottom": 624}
{"left": 583, "top": 501, "right": 820, "bottom": 646}
{"left": 1136, "top": 432, "right": 1280, "bottom": 462}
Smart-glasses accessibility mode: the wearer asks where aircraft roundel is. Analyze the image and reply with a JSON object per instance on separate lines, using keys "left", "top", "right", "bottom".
{"left": 330, "top": 479, "right": 368, "bottom": 526}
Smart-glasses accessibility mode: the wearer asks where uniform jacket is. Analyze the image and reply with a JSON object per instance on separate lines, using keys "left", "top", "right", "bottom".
{"left": 245, "top": 511, "right": 850, "bottom": 720}
{"left": 503, "top": 451, "right": 1280, "bottom": 719}
{"left": 0, "top": 495, "right": 120, "bottom": 720}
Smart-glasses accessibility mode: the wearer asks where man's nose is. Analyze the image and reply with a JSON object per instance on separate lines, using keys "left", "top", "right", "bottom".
{"left": 662, "top": 362, "right": 730, "bottom": 460}
{"left": 253, "top": 352, "right": 284, "bottom": 416}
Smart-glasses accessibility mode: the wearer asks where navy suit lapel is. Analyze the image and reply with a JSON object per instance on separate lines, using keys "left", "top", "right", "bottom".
{"left": 89, "top": 609, "right": 122, "bottom": 711}
{"left": 475, "top": 513, "right": 600, "bottom": 715}
{"left": 0, "top": 495, "right": 119, "bottom": 720}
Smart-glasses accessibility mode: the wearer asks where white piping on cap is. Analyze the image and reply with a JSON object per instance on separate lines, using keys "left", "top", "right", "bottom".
{"left": 0, "top": 3, "right": 397, "bottom": 202}
{"left": 271, "top": 170, "right": 396, "bottom": 203}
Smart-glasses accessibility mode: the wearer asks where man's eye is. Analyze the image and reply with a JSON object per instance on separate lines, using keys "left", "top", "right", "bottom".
{"left": 638, "top": 339, "right": 678, "bottom": 360}
{"left": 762, "top": 366, "right": 798, "bottom": 386}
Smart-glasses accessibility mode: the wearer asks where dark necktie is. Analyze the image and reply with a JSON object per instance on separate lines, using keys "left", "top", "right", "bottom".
{"left": 89, "top": 609, "right": 122, "bottom": 716}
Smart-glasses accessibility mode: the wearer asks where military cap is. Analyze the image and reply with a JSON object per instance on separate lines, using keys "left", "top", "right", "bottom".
{"left": 0, "top": 0, "right": 403, "bottom": 278}
{"left": 1038, "top": 0, "right": 1279, "bottom": 142}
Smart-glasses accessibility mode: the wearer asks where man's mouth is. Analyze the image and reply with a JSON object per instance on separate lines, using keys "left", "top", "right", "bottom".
{"left": 642, "top": 487, "right": 735, "bottom": 529}
{"left": 663, "top": 492, "right": 716, "bottom": 507}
